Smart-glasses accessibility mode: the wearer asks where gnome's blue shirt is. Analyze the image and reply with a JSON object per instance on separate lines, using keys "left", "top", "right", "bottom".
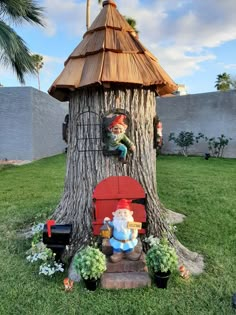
{"left": 108, "top": 221, "right": 138, "bottom": 251}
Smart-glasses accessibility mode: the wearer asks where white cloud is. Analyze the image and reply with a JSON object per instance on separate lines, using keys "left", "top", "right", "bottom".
{"left": 42, "top": 0, "right": 87, "bottom": 37}
{"left": 3, "top": 0, "right": 236, "bottom": 89}
{"left": 224, "top": 64, "right": 236, "bottom": 70}
{"left": 40, "top": 0, "right": 236, "bottom": 53}
{"left": 0, "top": 53, "right": 65, "bottom": 90}
{"left": 149, "top": 44, "right": 216, "bottom": 79}
{"left": 41, "top": 0, "right": 105, "bottom": 37}
{"left": 115, "top": 0, "right": 236, "bottom": 79}
{"left": 42, "top": 17, "right": 57, "bottom": 37}
{"left": 38, "top": 55, "right": 65, "bottom": 85}
{"left": 0, "top": 65, "right": 13, "bottom": 78}
{"left": 43, "top": 55, "right": 65, "bottom": 65}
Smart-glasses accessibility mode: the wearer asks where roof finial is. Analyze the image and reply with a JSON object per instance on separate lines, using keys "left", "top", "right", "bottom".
{"left": 103, "top": 0, "right": 117, "bottom": 8}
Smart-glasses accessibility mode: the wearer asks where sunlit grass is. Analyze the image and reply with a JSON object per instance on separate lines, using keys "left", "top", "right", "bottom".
{"left": 0, "top": 154, "right": 235, "bottom": 315}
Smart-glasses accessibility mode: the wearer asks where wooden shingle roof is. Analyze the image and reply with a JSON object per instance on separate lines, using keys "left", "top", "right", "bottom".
{"left": 48, "top": 0, "right": 177, "bottom": 101}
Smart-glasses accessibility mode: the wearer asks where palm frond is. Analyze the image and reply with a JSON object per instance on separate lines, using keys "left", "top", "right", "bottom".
{"left": 0, "top": 0, "right": 44, "bottom": 26}
{"left": 123, "top": 15, "right": 139, "bottom": 33}
{"left": 0, "top": 20, "right": 36, "bottom": 84}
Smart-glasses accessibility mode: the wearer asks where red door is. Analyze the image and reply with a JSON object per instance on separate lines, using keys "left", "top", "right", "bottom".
{"left": 92, "top": 176, "right": 146, "bottom": 235}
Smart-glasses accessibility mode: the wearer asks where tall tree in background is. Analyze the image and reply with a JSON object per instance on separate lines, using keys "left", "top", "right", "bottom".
{"left": 86, "top": 0, "right": 91, "bottom": 30}
{"left": 31, "top": 54, "right": 43, "bottom": 90}
{"left": 124, "top": 16, "right": 139, "bottom": 34}
{"left": 0, "top": 0, "right": 44, "bottom": 84}
{"left": 86, "top": 0, "right": 102, "bottom": 30}
{"left": 215, "top": 72, "right": 231, "bottom": 91}
{"left": 230, "top": 75, "right": 236, "bottom": 89}
{"left": 86, "top": 1, "right": 139, "bottom": 35}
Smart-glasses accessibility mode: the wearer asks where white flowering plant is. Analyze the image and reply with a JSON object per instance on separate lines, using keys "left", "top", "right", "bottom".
{"left": 26, "top": 223, "right": 64, "bottom": 277}
{"left": 144, "top": 235, "right": 160, "bottom": 247}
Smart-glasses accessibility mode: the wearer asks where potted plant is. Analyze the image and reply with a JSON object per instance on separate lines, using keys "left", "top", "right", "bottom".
{"left": 146, "top": 237, "right": 178, "bottom": 289}
{"left": 73, "top": 246, "right": 107, "bottom": 291}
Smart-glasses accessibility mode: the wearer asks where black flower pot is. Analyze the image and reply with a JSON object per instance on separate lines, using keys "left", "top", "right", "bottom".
{"left": 83, "top": 278, "right": 99, "bottom": 291}
{"left": 154, "top": 271, "right": 171, "bottom": 289}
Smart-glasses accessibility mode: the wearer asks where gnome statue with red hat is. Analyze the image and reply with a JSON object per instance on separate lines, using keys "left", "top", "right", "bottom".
{"left": 106, "top": 115, "right": 135, "bottom": 163}
{"left": 103, "top": 199, "right": 141, "bottom": 263}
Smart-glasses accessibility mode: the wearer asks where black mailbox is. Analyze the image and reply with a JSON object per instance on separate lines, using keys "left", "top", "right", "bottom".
{"left": 43, "top": 224, "right": 72, "bottom": 245}
{"left": 43, "top": 224, "right": 72, "bottom": 261}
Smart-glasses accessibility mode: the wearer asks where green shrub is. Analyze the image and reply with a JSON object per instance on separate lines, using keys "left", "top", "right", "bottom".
{"left": 169, "top": 131, "right": 232, "bottom": 158}
{"left": 146, "top": 238, "right": 178, "bottom": 274}
{"left": 205, "top": 134, "right": 232, "bottom": 157}
{"left": 73, "top": 246, "right": 107, "bottom": 280}
{"left": 169, "top": 131, "right": 204, "bottom": 156}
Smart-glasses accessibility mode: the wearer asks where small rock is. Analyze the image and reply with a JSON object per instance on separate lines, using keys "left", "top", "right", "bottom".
{"left": 68, "top": 256, "right": 81, "bottom": 282}
{"left": 17, "top": 227, "right": 34, "bottom": 239}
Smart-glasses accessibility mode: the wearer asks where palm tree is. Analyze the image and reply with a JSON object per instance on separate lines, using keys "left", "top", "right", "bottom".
{"left": 31, "top": 54, "right": 43, "bottom": 90}
{"left": 86, "top": 1, "right": 139, "bottom": 35}
{"left": 215, "top": 72, "right": 231, "bottom": 91}
{"left": 124, "top": 16, "right": 139, "bottom": 33}
{"left": 86, "top": 0, "right": 102, "bottom": 30}
{"left": 230, "top": 75, "right": 236, "bottom": 89}
{"left": 0, "top": 0, "right": 44, "bottom": 84}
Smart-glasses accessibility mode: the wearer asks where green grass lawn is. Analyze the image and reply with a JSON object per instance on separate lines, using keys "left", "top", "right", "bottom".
{"left": 0, "top": 154, "right": 235, "bottom": 315}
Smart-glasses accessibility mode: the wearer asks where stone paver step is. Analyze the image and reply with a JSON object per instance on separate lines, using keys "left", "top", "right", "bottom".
{"left": 101, "top": 272, "right": 151, "bottom": 289}
{"left": 106, "top": 253, "right": 146, "bottom": 273}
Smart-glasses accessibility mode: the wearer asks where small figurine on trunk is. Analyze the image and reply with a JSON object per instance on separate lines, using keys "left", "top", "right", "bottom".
{"left": 106, "top": 115, "right": 135, "bottom": 164}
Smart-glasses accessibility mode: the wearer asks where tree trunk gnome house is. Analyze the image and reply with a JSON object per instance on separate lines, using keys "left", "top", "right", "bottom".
{"left": 48, "top": 0, "right": 203, "bottom": 288}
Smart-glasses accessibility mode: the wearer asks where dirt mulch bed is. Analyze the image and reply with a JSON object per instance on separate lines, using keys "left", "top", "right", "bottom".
{"left": 0, "top": 160, "right": 31, "bottom": 165}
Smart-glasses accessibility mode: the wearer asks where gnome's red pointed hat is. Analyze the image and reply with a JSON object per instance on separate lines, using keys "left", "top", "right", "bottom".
{"left": 116, "top": 199, "right": 132, "bottom": 210}
{"left": 109, "top": 115, "right": 127, "bottom": 129}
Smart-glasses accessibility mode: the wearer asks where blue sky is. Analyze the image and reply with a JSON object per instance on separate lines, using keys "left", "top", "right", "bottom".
{"left": 1, "top": 0, "right": 236, "bottom": 96}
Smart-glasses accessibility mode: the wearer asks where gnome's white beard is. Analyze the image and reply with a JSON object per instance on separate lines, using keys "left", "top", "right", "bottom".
{"left": 113, "top": 215, "right": 134, "bottom": 233}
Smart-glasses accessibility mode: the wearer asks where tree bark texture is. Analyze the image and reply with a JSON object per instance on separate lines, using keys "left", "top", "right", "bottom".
{"left": 53, "top": 88, "right": 167, "bottom": 249}
{"left": 53, "top": 87, "right": 204, "bottom": 274}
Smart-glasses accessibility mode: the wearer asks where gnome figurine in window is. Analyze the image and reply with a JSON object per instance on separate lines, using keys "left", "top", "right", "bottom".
{"left": 103, "top": 199, "right": 141, "bottom": 263}
{"left": 106, "top": 115, "right": 135, "bottom": 164}
{"left": 156, "top": 119, "right": 163, "bottom": 149}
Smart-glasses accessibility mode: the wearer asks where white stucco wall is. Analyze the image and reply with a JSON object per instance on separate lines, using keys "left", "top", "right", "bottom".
{"left": 0, "top": 87, "right": 68, "bottom": 161}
